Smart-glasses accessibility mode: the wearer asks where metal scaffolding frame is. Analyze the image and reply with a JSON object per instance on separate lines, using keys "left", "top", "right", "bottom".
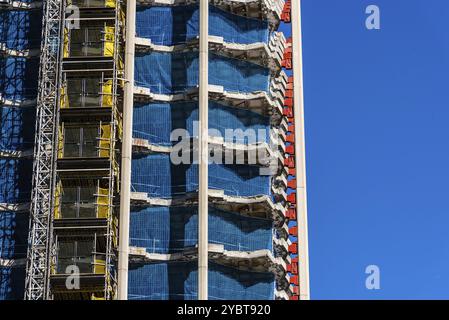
{"left": 24, "top": 0, "right": 65, "bottom": 300}
{"left": 47, "top": 0, "right": 124, "bottom": 300}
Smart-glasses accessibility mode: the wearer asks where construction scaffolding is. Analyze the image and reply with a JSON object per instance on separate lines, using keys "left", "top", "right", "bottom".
{"left": 47, "top": 0, "right": 125, "bottom": 300}
{"left": 24, "top": 0, "right": 65, "bottom": 300}
{"left": 1, "top": 0, "right": 308, "bottom": 301}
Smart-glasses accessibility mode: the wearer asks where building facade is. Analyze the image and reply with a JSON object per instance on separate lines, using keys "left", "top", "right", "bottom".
{"left": 0, "top": 0, "right": 308, "bottom": 300}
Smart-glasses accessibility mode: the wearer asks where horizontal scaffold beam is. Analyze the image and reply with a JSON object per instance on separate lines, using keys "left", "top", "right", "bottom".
{"left": 0, "top": 95, "right": 36, "bottom": 108}
{"left": 0, "top": 43, "right": 40, "bottom": 58}
{"left": 130, "top": 189, "right": 289, "bottom": 230}
{"left": 0, "top": 202, "right": 29, "bottom": 212}
{"left": 135, "top": 32, "right": 286, "bottom": 73}
{"left": 133, "top": 84, "right": 285, "bottom": 122}
{"left": 0, "top": 149, "right": 33, "bottom": 159}
{"left": 0, "top": 258, "right": 27, "bottom": 267}
{"left": 132, "top": 136, "right": 285, "bottom": 168}
{"left": 128, "top": 243, "right": 290, "bottom": 283}
{"left": 0, "top": 0, "right": 42, "bottom": 10}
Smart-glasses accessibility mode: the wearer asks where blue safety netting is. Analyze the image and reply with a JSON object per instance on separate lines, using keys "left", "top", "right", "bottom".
{"left": 131, "top": 154, "right": 271, "bottom": 198}
{"left": 136, "top": 5, "right": 269, "bottom": 46}
{"left": 0, "top": 266, "right": 25, "bottom": 300}
{"left": 130, "top": 206, "right": 272, "bottom": 253}
{"left": 0, "top": 6, "right": 38, "bottom": 302}
{"left": 133, "top": 101, "right": 269, "bottom": 147}
{"left": 0, "top": 57, "right": 39, "bottom": 101}
{"left": 134, "top": 52, "right": 269, "bottom": 94}
{"left": 0, "top": 211, "right": 28, "bottom": 260}
{"left": 128, "top": 261, "right": 275, "bottom": 300}
{"left": 0, "top": 159, "right": 33, "bottom": 204}
{"left": 0, "top": 106, "right": 35, "bottom": 152}
{"left": 0, "top": 10, "right": 42, "bottom": 51}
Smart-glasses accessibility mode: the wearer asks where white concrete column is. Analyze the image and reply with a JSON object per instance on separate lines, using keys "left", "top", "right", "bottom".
{"left": 291, "top": 0, "right": 310, "bottom": 300}
{"left": 118, "top": 0, "right": 136, "bottom": 300}
{"left": 198, "top": 0, "right": 209, "bottom": 300}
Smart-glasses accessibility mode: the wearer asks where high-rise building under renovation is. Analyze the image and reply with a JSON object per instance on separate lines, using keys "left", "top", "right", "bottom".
{"left": 0, "top": 0, "right": 309, "bottom": 300}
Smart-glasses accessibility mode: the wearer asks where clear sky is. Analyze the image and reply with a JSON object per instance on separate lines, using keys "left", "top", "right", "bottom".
{"left": 300, "top": 0, "right": 449, "bottom": 299}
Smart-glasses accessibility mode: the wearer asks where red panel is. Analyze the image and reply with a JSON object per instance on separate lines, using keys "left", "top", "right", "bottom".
{"left": 282, "top": 59, "right": 292, "bottom": 69}
{"left": 283, "top": 107, "right": 293, "bottom": 118}
{"left": 290, "top": 275, "right": 299, "bottom": 285}
{"left": 284, "top": 47, "right": 292, "bottom": 59}
{"left": 287, "top": 193, "right": 296, "bottom": 205}
{"left": 284, "top": 98, "right": 293, "bottom": 108}
{"left": 282, "top": 44, "right": 293, "bottom": 70}
{"left": 288, "top": 124, "right": 295, "bottom": 133}
{"left": 285, "top": 89, "right": 294, "bottom": 98}
{"left": 289, "top": 243, "right": 298, "bottom": 253}
{"left": 286, "top": 145, "right": 295, "bottom": 155}
{"left": 281, "top": 12, "right": 291, "bottom": 23}
{"left": 281, "top": 0, "right": 291, "bottom": 23}
{"left": 288, "top": 179, "right": 297, "bottom": 188}
{"left": 286, "top": 208, "right": 297, "bottom": 219}
{"left": 284, "top": 157, "right": 295, "bottom": 168}
{"left": 286, "top": 134, "right": 295, "bottom": 143}
{"left": 289, "top": 226, "right": 298, "bottom": 235}
{"left": 289, "top": 167, "right": 296, "bottom": 175}
{"left": 287, "top": 262, "right": 298, "bottom": 274}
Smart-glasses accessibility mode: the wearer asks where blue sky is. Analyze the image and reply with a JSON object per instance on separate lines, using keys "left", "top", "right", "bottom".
{"left": 300, "top": 0, "right": 449, "bottom": 299}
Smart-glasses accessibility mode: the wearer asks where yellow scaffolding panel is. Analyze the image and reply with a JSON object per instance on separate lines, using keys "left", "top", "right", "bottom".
{"left": 63, "top": 27, "right": 69, "bottom": 58}
{"left": 102, "top": 79, "right": 113, "bottom": 108}
{"left": 97, "top": 186, "right": 110, "bottom": 219}
{"left": 103, "top": 26, "right": 115, "bottom": 57}
{"left": 99, "top": 123, "right": 111, "bottom": 158}
{"left": 60, "top": 84, "right": 68, "bottom": 109}
{"left": 94, "top": 259, "right": 106, "bottom": 274}
{"left": 54, "top": 181, "right": 62, "bottom": 220}
{"left": 57, "top": 125, "right": 64, "bottom": 159}
{"left": 106, "top": 0, "right": 116, "bottom": 8}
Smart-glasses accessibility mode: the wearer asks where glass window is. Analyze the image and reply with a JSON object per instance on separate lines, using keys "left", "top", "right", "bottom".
{"left": 84, "top": 78, "right": 101, "bottom": 108}
{"left": 63, "top": 126, "right": 81, "bottom": 158}
{"left": 82, "top": 126, "right": 98, "bottom": 157}
{"left": 69, "top": 28, "right": 85, "bottom": 57}
{"left": 67, "top": 78, "right": 101, "bottom": 108}
{"left": 57, "top": 238, "right": 94, "bottom": 274}
{"left": 57, "top": 241, "right": 75, "bottom": 274}
{"left": 63, "top": 124, "right": 99, "bottom": 158}
{"left": 60, "top": 186, "right": 78, "bottom": 218}
{"left": 69, "top": 27, "right": 103, "bottom": 57}
{"left": 60, "top": 183, "right": 97, "bottom": 219}
{"left": 78, "top": 185, "right": 97, "bottom": 218}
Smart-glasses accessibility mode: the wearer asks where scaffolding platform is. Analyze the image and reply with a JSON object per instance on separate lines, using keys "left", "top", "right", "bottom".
{"left": 130, "top": 189, "right": 289, "bottom": 230}
{"left": 135, "top": 32, "right": 286, "bottom": 72}
{"left": 133, "top": 85, "right": 284, "bottom": 122}
{"left": 129, "top": 243, "right": 290, "bottom": 285}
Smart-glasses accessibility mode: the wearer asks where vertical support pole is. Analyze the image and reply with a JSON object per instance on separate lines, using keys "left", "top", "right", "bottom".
{"left": 198, "top": 0, "right": 209, "bottom": 300}
{"left": 25, "top": 0, "right": 64, "bottom": 300}
{"left": 291, "top": 0, "right": 310, "bottom": 300}
{"left": 118, "top": 0, "right": 136, "bottom": 300}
